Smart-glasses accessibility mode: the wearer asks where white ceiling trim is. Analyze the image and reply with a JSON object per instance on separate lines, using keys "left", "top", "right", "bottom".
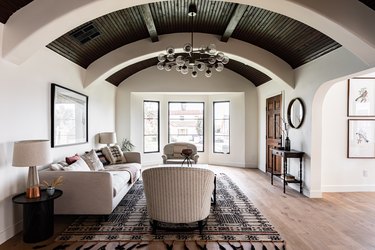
{"left": 83, "top": 33, "right": 294, "bottom": 88}
{"left": 1, "top": 0, "right": 375, "bottom": 67}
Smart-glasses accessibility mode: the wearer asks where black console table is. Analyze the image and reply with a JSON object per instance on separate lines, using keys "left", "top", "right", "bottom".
{"left": 271, "top": 149, "right": 304, "bottom": 194}
{"left": 12, "top": 189, "right": 62, "bottom": 243}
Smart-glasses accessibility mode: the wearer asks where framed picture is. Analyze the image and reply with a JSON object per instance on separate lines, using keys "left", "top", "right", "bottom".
{"left": 51, "top": 83, "right": 88, "bottom": 147}
{"left": 347, "top": 119, "right": 375, "bottom": 158}
{"left": 347, "top": 77, "right": 375, "bottom": 116}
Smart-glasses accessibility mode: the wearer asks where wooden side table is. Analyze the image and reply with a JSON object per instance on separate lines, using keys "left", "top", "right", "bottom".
{"left": 12, "top": 189, "right": 62, "bottom": 243}
{"left": 271, "top": 149, "right": 304, "bottom": 194}
{"left": 181, "top": 148, "right": 193, "bottom": 167}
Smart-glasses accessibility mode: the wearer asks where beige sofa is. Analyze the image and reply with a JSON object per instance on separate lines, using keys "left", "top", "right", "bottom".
{"left": 39, "top": 151, "right": 141, "bottom": 215}
{"left": 161, "top": 142, "right": 199, "bottom": 164}
{"left": 142, "top": 166, "right": 215, "bottom": 233}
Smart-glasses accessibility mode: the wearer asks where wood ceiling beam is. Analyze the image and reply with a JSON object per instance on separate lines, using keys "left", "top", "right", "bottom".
{"left": 140, "top": 4, "right": 158, "bottom": 42}
{"left": 221, "top": 4, "right": 247, "bottom": 42}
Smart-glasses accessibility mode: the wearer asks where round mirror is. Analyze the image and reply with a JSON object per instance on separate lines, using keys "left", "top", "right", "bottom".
{"left": 287, "top": 98, "right": 305, "bottom": 129}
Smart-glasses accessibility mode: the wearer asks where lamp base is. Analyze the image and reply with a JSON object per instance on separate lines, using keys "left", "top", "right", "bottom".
{"left": 26, "top": 166, "right": 40, "bottom": 199}
{"left": 26, "top": 186, "right": 40, "bottom": 199}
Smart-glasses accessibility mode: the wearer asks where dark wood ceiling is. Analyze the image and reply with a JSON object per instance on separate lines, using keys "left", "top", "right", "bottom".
{"left": 359, "top": 0, "right": 375, "bottom": 10}
{"left": 0, "top": 1, "right": 373, "bottom": 86}
{"left": 0, "top": 0, "right": 32, "bottom": 23}
{"left": 45, "top": 1, "right": 342, "bottom": 86}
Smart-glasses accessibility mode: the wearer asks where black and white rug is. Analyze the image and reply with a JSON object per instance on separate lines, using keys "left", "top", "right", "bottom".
{"left": 56, "top": 173, "right": 285, "bottom": 248}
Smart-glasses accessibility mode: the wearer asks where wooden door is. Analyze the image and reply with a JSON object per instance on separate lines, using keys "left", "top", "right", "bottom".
{"left": 266, "top": 94, "right": 282, "bottom": 173}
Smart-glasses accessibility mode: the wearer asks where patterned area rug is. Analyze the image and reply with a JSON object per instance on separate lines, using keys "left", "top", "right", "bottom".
{"left": 55, "top": 173, "right": 285, "bottom": 249}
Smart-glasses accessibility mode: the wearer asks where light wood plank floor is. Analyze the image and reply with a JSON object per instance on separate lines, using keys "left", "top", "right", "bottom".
{"left": 1, "top": 166, "right": 374, "bottom": 250}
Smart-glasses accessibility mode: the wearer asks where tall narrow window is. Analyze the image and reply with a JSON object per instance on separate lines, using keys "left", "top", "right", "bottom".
{"left": 169, "top": 102, "right": 204, "bottom": 152}
{"left": 144, "top": 101, "right": 159, "bottom": 153}
{"left": 214, "top": 101, "right": 230, "bottom": 153}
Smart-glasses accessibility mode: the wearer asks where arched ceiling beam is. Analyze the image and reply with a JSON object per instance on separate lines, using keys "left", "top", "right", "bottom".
{"left": 2, "top": 0, "right": 375, "bottom": 67}
{"left": 83, "top": 33, "right": 294, "bottom": 88}
{"left": 221, "top": 4, "right": 247, "bottom": 42}
{"left": 140, "top": 4, "right": 158, "bottom": 42}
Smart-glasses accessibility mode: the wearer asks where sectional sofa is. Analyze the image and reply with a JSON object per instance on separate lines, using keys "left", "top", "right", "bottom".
{"left": 39, "top": 148, "right": 141, "bottom": 215}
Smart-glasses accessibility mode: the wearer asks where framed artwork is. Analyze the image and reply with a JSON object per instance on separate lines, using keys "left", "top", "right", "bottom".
{"left": 51, "top": 83, "right": 88, "bottom": 147}
{"left": 347, "top": 119, "right": 375, "bottom": 158}
{"left": 347, "top": 77, "right": 375, "bottom": 116}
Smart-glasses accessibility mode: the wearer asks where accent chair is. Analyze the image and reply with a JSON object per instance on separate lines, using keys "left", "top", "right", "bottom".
{"left": 142, "top": 166, "right": 215, "bottom": 233}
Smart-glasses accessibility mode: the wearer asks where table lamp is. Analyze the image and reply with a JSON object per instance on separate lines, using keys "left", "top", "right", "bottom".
{"left": 12, "top": 140, "right": 52, "bottom": 199}
{"left": 99, "top": 132, "right": 117, "bottom": 146}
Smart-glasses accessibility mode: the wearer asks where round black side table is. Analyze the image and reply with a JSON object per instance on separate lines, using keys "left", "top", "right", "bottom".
{"left": 12, "top": 189, "right": 62, "bottom": 243}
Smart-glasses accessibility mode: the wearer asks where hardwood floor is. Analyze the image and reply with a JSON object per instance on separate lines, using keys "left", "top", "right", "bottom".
{"left": 1, "top": 166, "right": 374, "bottom": 250}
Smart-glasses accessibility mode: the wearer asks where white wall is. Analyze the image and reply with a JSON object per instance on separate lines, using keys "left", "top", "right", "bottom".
{"left": 116, "top": 67, "right": 258, "bottom": 168}
{"left": 0, "top": 28, "right": 116, "bottom": 243}
{"left": 256, "top": 47, "right": 373, "bottom": 196}
{"left": 321, "top": 74, "right": 375, "bottom": 192}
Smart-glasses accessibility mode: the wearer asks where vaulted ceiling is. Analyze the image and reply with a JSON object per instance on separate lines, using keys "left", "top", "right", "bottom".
{"left": 0, "top": 0, "right": 374, "bottom": 87}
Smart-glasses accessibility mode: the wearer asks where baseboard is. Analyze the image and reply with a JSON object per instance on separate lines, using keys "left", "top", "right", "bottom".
{"left": 304, "top": 189, "right": 322, "bottom": 198}
{"left": 322, "top": 185, "right": 375, "bottom": 192}
{"left": 245, "top": 163, "right": 258, "bottom": 168}
{"left": 208, "top": 161, "right": 246, "bottom": 168}
{"left": 0, "top": 220, "right": 22, "bottom": 245}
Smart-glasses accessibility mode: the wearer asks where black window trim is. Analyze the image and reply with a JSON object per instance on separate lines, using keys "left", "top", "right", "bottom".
{"left": 143, "top": 100, "right": 160, "bottom": 154}
{"left": 213, "top": 101, "right": 230, "bottom": 154}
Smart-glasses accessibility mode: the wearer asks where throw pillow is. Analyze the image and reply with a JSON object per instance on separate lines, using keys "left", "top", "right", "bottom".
{"left": 63, "top": 158, "right": 91, "bottom": 171}
{"left": 95, "top": 149, "right": 110, "bottom": 166}
{"left": 66, "top": 154, "right": 80, "bottom": 165}
{"left": 102, "top": 145, "right": 126, "bottom": 164}
{"left": 81, "top": 149, "right": 104, "bottom": 171}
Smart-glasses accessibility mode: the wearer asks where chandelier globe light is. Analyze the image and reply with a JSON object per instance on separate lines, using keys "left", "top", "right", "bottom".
{"left": 157, "top": 3, "right": 229, "bottom": 78}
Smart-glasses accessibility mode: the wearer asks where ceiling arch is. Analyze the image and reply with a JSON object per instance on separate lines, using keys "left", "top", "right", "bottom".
{"left": 83, "top": 33, "right": 294, "bottom": 88}
{"left": 1, "top": 0, "right": 374, "bottom": 87}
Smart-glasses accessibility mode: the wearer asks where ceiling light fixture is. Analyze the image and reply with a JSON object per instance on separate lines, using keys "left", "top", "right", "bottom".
{"left": 157, "top": 3, "right": 229, "bottom": 78}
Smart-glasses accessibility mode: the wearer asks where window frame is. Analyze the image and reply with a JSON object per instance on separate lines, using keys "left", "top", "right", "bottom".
{"left": 168, "top": 101, "right": 205, "bottom": 152}
{"left": 213, "top": 101, "right": 230, "bottom": 154}
{"left": 143, "top": 100, "right": 160, "bottom": 153}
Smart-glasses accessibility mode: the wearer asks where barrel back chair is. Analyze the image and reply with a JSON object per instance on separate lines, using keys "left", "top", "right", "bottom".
{"left": 142, "top": 166, "right": 215, "bottom": 233}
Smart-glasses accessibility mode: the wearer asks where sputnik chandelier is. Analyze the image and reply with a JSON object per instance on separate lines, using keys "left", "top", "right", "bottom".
{"left": 156, "top": 3, "right": 229, "bottom": 78}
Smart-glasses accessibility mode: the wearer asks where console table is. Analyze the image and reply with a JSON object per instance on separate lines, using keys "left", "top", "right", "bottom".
{"left": 271, "top": 149, "right": 304, "bottom": 194}
{"left": 12, "top": 189, "right": 62, "bottom": 243}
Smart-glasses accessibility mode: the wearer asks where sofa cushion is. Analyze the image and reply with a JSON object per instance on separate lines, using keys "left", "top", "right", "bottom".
{"left": 104, "top": 163, "right": 141, "bottom": 183}
{"left": 63, "top": 158, "right": 91, "bottom": 171}
{"left": 110, "top": 171, "right": 131, "bottom": 197}
{"left": 81, "top": 149, "right": 104, "bottom": 171}
{"left": 102, "top": 145, "right": 126, "bottom": 164}
{"left": 173, "top": 145, "right": 186, "bottom": 158}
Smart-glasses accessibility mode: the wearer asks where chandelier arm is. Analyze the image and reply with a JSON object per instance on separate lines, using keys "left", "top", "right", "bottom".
{"left": 157, "top": 3, "right": 228, "bottom": 77}
{"left": 190, "top": 4, "right": 194, "bottom": 57}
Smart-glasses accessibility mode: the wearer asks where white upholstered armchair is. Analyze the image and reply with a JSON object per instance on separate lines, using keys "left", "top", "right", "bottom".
{"left": 142, "top": 166, "right": 215, "bottom": 233}
{"left": 161, "top": 142, "right": 199, "bottom": 164}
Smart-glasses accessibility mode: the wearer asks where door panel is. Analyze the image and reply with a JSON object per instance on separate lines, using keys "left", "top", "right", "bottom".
{"left": 266, "top": 94, "right": 282, "bottom": 173}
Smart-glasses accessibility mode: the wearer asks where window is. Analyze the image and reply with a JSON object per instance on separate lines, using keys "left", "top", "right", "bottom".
{"left": 213, "top": 101, "right": 230, "bottom": 153}
{"left": 144, "top": 101, "right": 159, "bottom": 153}
{"left": 169, "top": 102, "right": 204, "bottom": 151}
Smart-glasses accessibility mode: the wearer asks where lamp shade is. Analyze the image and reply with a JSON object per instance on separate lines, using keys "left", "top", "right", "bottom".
{"left": 99, "top": 132, "right": 117, "bottom": 145}
{"left": 12, "top": 140, "right": 52, "bottom": 167}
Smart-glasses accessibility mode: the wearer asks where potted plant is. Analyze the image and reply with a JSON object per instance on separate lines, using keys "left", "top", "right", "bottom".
{"left": 121, "top": 138, "right": 135, "bottom": 152}
{"left": 41, "top": 176, "right": 63, "bottom": 196}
